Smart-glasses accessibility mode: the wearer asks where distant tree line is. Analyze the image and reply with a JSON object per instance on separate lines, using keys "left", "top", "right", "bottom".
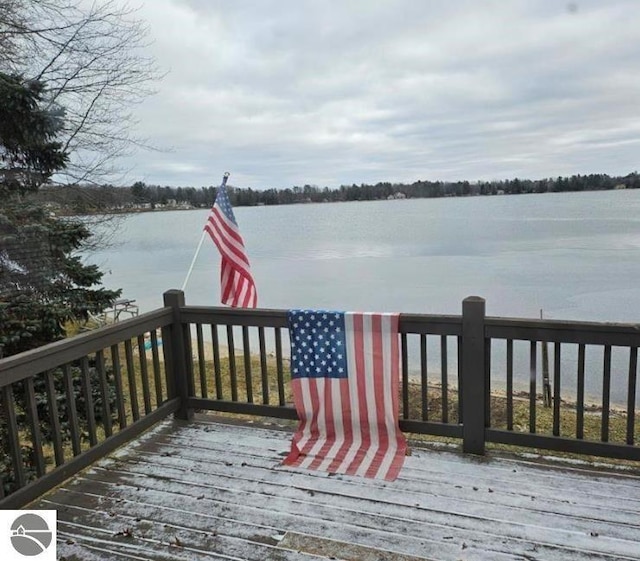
{"left": 35, "top": 172, "right": 640, "bottom": 213}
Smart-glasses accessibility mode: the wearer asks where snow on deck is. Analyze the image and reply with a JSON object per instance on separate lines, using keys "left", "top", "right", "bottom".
{"left": 33, "top": 415, "right": 640, "bottom": 560}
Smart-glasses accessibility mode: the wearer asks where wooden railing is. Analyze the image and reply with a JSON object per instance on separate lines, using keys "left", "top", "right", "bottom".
{"left": 1, "top": 290, "right": 639, "bottom": 507}
{"left": 170, "top": 291, "right": 640, "bottom": 460}
{"left": 0, "top": 308, "right": 180, "bottom": 508}
{"left": 485, "top": 315, "right": 640, "bottom": 459}
{"left": 170, "top": 290, "right": 464, "bottom": 441}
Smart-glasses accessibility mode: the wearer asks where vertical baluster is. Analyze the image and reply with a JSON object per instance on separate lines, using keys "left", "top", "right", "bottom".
{"left": 44, "top": 369, "right": 64, "bottom": 466}
{"left": 124, "top": 339, "right": 140, "bottom": 422}
{"left": 24, "top": 378, "right": 45, "bottom": 477}
{"left": 401, "top": 333, "right": 409, "bottom": 419}
{"left": 259, "top": 327, "right": 269, "bottom": 405}
{"left": 137, "top": 335, "right": 151, "bottom": 415}
{"left": 626, "top": 347, "right": 637, "bottom": 445}
{"left": 601, "top": 345, "right": 612, "bottom": 442}
{"left": 274, "top": 328, "right": 286, "bottom": 406}
{"left": 576, "top": 344, "right": 586, "bottom": 439}
{"left": 420, "top": 334, "right": 428, "bottom": 421}
{"left": 111, "top": 344, "right": 127, "bottom": 428}
{"left": 160, "top": 324, "right": 176, "bottom": 400}
{"left": 1, "top": 385, "right": 25, "bottom": 488}
{"left": 457, "top": 336, "right": 463, "bottom": 424}
{"left": 227, "top": 325, "right": 238, "bottom": 401}
{"left": 553, "top": 343, "right": 561, "bottom": 437}
{"left": 211, "top": 325, "right": 223, "bottom": 399}
{"left": 242, "top": 326, "right": 253, "bottom": 403}
{"left": 485, "top": 339, "right": 491, "bottom": 428}
{"left": 506, "top": 339, "right": 514, "bottom": 431}
{"left": 441, "top": 336, "right": 448, "bottom": 423}
{"left": 62, "top": 363, "right": 82, "bottom": 456}
{"left": 80, "top": 356, "right": 97, "bottom": 446}
{"left": 182, "top": 322, "right": 195, "bottom": 399}
{"left": 529, "top": 341, "right": 537, "bottom": 433}
{"left": 150, "top": 330, "right": 163, "bottom": 405}
{"left": 195, "top": 324, "right": 207, "bottom": 399}
{"left": 96, "top": 350, "right": 113, "bottom": 438}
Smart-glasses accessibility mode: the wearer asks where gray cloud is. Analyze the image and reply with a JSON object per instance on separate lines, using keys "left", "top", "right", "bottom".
{"left": 120, "top": 0, "right": 640, "bottom": 188}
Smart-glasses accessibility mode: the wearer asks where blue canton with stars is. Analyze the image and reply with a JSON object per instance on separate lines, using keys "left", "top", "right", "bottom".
{"left": 215, "top": 185, "right": 238, "bottom": 226}
{"left": 288, "top": 310, "right": 348, "bottom": 379}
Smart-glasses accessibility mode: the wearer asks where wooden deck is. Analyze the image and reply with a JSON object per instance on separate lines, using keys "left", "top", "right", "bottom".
{"left": 33, "top": 415, "right": 640, "bottom": 561}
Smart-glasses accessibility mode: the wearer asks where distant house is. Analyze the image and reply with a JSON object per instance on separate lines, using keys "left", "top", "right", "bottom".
{"left": 387, "top": 192, "right": 406, "bottom": 200}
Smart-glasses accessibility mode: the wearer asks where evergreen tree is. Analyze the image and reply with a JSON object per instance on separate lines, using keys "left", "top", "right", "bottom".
{"left": 0, "top": 73, "right": 67, "bottom": 196}
{"left": 0, "top": 73, "right": 120, "bottom": 357}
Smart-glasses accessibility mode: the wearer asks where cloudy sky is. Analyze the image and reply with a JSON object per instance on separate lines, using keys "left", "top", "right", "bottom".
{"left": 122, "top": 0, "right": 640, "bottom": 190}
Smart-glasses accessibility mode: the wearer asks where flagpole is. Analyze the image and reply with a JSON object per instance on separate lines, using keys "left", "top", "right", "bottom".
{"left": 181, "top": 231, "right": 206, "bottom": 291}
{"left": 180, "top": 172, "right": 230, "bottom": 292}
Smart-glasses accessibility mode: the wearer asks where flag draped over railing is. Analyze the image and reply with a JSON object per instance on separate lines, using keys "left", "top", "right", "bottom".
{"left": 284, "top": 309, "right": 407, "bottom": 481}
{"left": 204, "top": 176, "right": 257, "bottom": 308}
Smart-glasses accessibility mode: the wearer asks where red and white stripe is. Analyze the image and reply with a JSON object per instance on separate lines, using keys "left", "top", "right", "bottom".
{"left": 284, "top": 312, "right": 406, "bottom": 481}
{"left": 205, "top": 204, "right": 257, "bottom": 308}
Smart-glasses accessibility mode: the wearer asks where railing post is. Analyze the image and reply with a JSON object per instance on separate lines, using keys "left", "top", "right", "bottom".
{"left": 163, "top": 290, "right": 194, "bottom": 421}
{"left": 461, "top": 296, "right": 486, "bottom": 455}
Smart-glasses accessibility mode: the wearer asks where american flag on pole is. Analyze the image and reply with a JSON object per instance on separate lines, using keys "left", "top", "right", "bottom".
{"left": 204, "top": 176, "right": 257, "bottom": 308}
{"left": 284, "top": 310, "right": 407, "bottom": 481}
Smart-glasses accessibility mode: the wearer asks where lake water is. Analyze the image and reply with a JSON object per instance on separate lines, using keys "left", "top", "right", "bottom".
{"left": 89, "top": 188, "right": 640, "bottom": 321}
{"left": 87, "top": 189, "right": 640, "bottom": 404}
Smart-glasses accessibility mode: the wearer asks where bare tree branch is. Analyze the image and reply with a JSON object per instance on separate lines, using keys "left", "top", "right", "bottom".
{"left": 1, "top": 0, "right": 162, "bottom": 188}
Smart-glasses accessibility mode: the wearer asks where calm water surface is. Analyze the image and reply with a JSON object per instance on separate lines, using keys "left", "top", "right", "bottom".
{"left": 89, "top": 189, "right": 640, "bottom": 322}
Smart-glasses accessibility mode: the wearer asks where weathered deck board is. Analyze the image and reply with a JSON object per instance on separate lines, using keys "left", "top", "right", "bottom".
{"left": 31, "top": 415, "right": 640, "bottom": 560}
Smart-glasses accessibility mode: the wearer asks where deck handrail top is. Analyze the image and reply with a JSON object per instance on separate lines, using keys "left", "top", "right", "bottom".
{"left": 0, "top": 307, "right": 173, "bottom": 385}
{"left": 181, "top": 304, "right": 465, "bottom": 329}
{"left": 182, "top": 303, "right": 640, "bottom": 331}
{"left": 486, "top": 315, "right": 640, "bottom": 333}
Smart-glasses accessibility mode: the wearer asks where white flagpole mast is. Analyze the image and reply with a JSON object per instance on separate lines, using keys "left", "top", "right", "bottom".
{"left": 180, "top": 172, "right": 230, "bottom": 292}
{"left": 180, "top": 231, "right": 206, "bottom": 292}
